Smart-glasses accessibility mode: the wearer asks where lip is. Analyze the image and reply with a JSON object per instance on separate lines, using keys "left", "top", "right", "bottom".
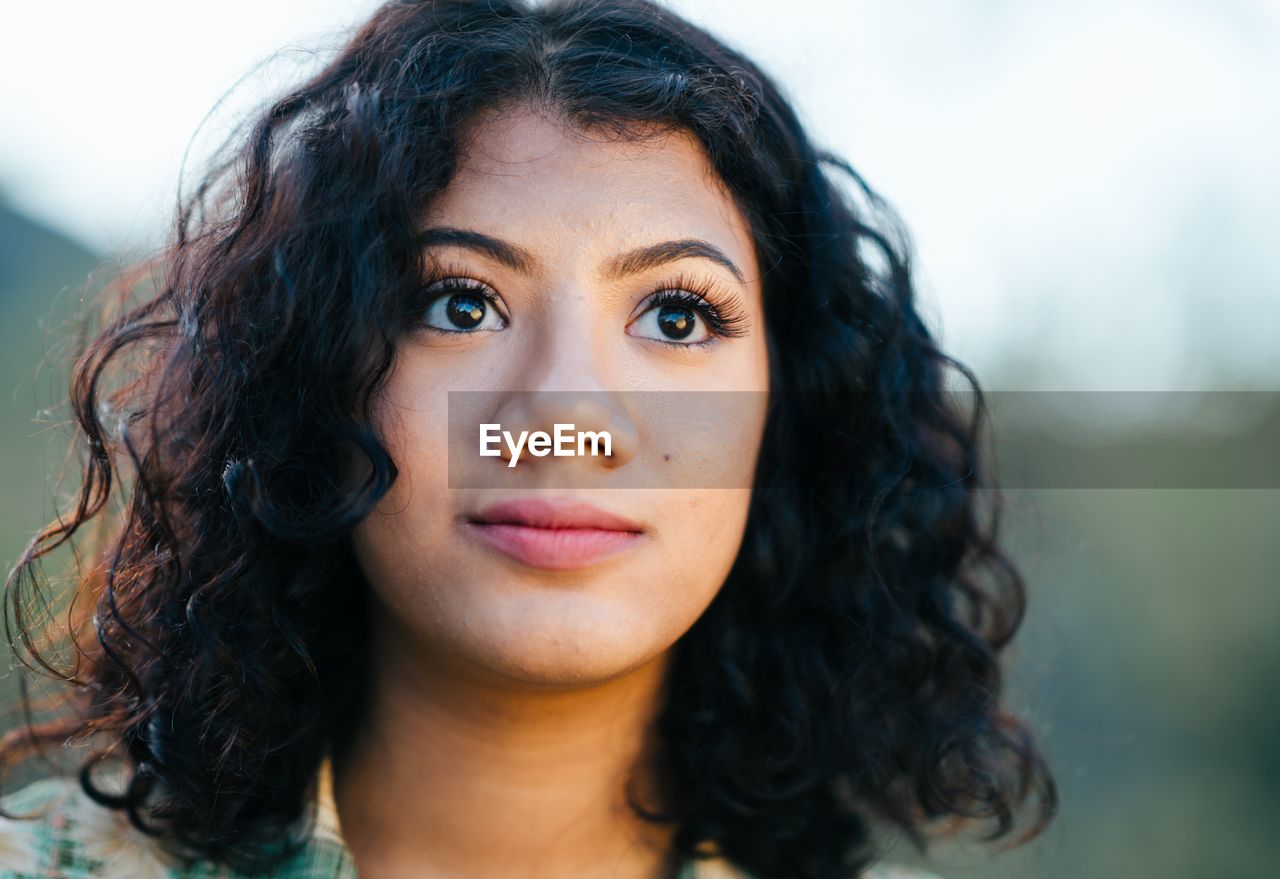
{"left": 463, "top": 498, "right": 646, "bottom": 571}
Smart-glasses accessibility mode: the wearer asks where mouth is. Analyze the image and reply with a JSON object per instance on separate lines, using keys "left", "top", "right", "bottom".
{"left": 463, "top": 498, "right": 646, "bottom": 571}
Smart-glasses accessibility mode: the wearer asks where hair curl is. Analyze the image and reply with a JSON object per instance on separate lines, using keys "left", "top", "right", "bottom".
{"left": 1, "top": 1, "right": 1057, "bottom": 876}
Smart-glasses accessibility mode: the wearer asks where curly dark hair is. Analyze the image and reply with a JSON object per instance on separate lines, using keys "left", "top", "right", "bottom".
{"left": 1, "top": 0, "right": 1057, "bottom": 876}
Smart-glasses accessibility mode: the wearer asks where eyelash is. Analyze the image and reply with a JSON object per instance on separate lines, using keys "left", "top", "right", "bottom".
{"left": 415, "top": 274, "right": 507, "bottom": 327}
{"left": 640, "top": 272, "right": 750, "bottom": 348}
{"left": 411, "top": 264, "right": 750, "bottom": 348}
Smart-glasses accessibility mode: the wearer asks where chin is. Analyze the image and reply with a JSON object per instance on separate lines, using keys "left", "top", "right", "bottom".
{"left": 451, "top": 608, "right": 674, "bottom": 689}
{"left": 453, "top": 640, "right": 647, "bottom": 688}
{"left": 481, "top": 654, "right": 636, "bottom": 688}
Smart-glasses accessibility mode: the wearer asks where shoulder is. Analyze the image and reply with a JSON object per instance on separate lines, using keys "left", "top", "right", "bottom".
{"left": 0, "top": 775, "right": 77, "bottom": 877}
{"left": 0, "top": 773, "right": 353, "bottom": 879}
{"left": 0, "top": 774, "right": 192, "bottom": 879}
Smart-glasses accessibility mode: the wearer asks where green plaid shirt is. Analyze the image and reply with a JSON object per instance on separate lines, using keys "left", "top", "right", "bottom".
{"left": 0, "top": 761, "right": 944, "bottom": 879}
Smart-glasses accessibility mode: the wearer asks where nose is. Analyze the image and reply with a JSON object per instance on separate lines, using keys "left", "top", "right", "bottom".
{"left": 489, "top": 286, "right": 639, "bottom": 470}
{"left": 491, "top": 390, "right": 638, "bottom": 470}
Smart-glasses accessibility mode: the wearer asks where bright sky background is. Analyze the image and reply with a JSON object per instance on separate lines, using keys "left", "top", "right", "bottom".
{"left": 2, "top": 0, "right": 1277, "bottom": 391}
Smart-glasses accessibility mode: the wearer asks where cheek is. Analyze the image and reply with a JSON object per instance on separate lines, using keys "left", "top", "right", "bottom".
{"left": 366, "top": 366, "right": 451, "bottom": 511}
{"left": 655, "top": 488, "right": 752, "bottom": 603}
{"left": 349, "top": 383, "right": 452, "bottom": 600}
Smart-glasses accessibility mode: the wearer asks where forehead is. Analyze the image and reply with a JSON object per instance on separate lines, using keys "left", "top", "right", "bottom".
{"left": 423, "top": 104, "right": 759, "bottom": 279}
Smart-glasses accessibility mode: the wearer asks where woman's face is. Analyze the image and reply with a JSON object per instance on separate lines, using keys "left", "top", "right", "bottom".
{"left": 351, "top": 104, "right": 770, "bottom": 687}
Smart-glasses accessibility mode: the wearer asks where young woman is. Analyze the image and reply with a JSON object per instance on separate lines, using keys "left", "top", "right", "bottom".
{"left": 0, "top": 1, "right": 1057, "bottom": 877}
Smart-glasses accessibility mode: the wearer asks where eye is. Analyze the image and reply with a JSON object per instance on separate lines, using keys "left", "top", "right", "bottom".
{"left": 628, "top": 297, "right": 713, "bottom": 345}
{"left": 626, "top": 278, "right": 750, "bottom": 349}
{"left": 419, "top": 279, "right": 506, "bottom": 334}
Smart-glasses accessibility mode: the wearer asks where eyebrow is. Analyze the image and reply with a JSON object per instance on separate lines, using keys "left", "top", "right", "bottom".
{"left": 417, "top": 226, "right": 747, "bottom": 284}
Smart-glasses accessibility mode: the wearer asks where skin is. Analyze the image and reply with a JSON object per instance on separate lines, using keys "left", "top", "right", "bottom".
{"left": 339, "top": 102, "right": 770, "bottom": 879}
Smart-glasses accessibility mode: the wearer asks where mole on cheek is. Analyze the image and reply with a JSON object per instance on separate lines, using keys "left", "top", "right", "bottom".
{"left": 663, "top": 453, "right": 671, "bottom": 462}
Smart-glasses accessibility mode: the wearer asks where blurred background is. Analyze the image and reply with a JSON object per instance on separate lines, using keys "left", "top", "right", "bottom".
{"left": 1, "top": 1, "right": 1276, "bottom": 877}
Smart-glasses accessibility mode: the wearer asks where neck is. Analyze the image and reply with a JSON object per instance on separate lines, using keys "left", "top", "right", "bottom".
{"left": 331, "top": 604, "right": 681, "bottom": 879}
